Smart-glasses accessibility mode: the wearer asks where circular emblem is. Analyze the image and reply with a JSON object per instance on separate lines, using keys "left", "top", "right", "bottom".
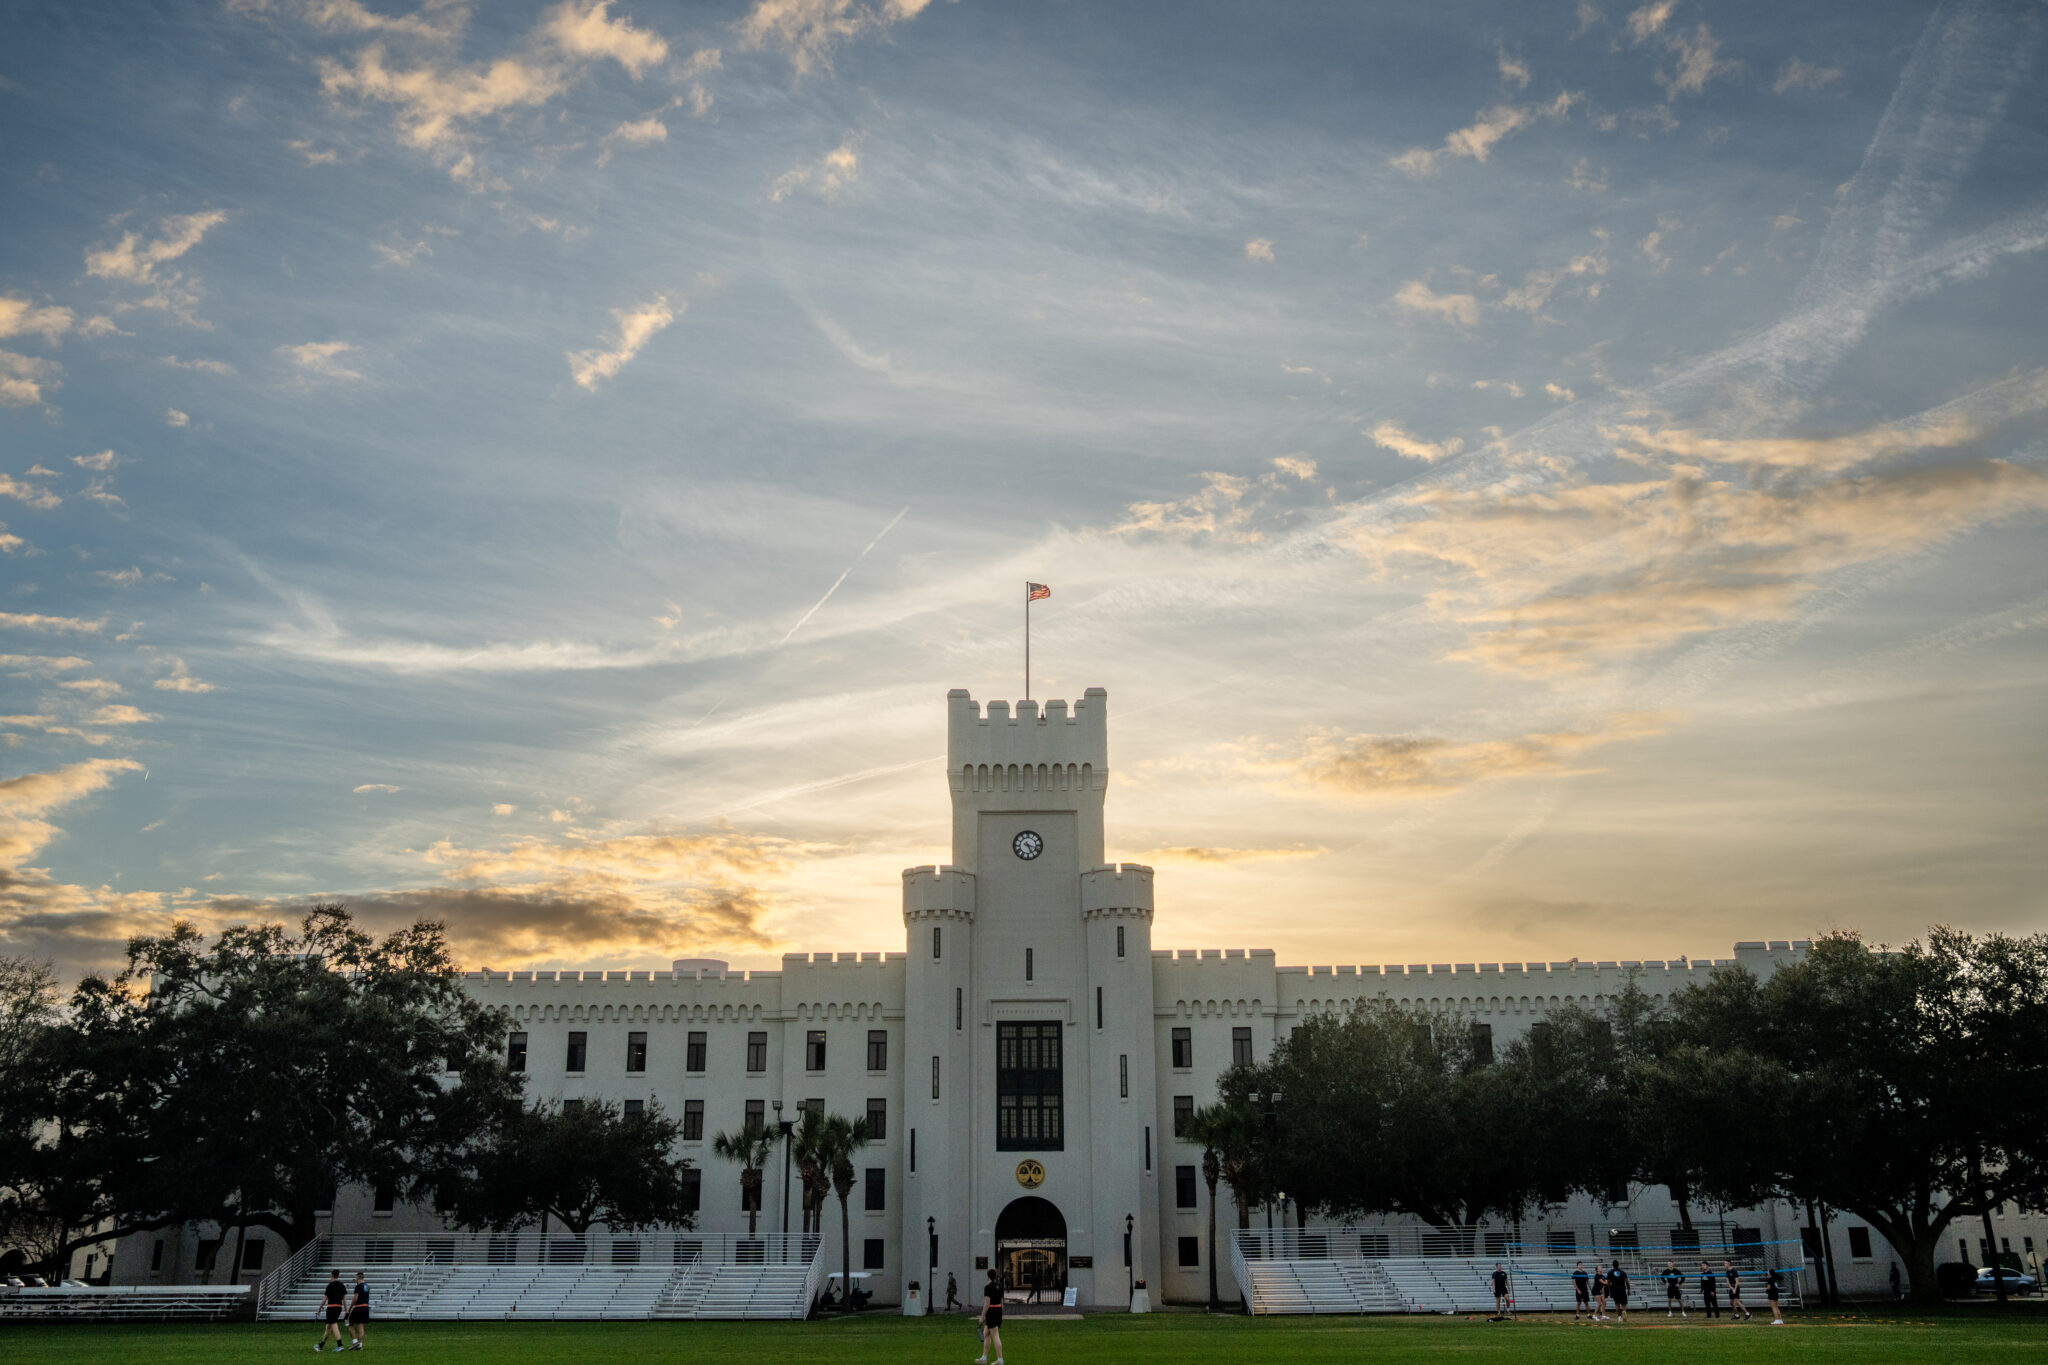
{"left": 1015, "top": 1159, "right": 1045, "bottom": 1189}
{"left": 1013, "top": 830, "right": 1044, "bottom": 860}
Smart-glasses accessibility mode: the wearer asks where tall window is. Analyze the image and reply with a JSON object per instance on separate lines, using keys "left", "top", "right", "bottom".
{"left": 866, "top": 1098, "right": 887, "bottom": 1140}
{"left": 507, "top": 1032, "right": 528, "bottom": 1072}
{"left": 566, "top": 1032, "right": 588, "bottom": 1072}
{"left": 745, "top": 1099, "right": 765, "bottom": 1135}
{"left": 626, "top": 1032, "right": 648, "bottom": 1073}
{"left": 800, "top": 1097, "right": 824, "bottom": 1122}
{"left": 1175, "top": 1166, "right": 1197, "bottom": 1208}
{"left": 864, "top": 1168, "right": 886, "bottom": 1211}
{"left": 374, "top": 1183, "right": 396, "bottom": 1213}
{"left": 806, "top": 1030, "right": 828, "bottom": 1071}
{"left": 1232, "top": 1027, "right": 1253, "bottom": 1067}
{"left": 933, "top": 926, "right": 942, "bottom": 959}
{"left": 683, "top": 1100, "right": 704, "bottom": 1141}
{"left": 1116, "top": 924, "right": 1125, "bottom": 958}
{"left": 746, "top": 1031, "right": 767, "bottom": 1072}
{"left": 679, "top": 1169, "right": 701, "bottom": 1215}
{"left": 686, "top": 1031, "right": 706, "bottom": 1072}
{"left": 996, "top": 1020, "right": 1063, "bottom": 1151}
{"left": 1119, "top": 1053, "right": 1129, "bottom": 1099}
{"left": 562, "top": 1099, "right": 583, "bottom": 1116}
{"left": 867, "top": 1029, "right": 888, "bottom": 1070}
{"left": 1170, "top": 1027, "right": 1192, "bottom": 1069}
{"left": 1173, "top": 1095, "right": 1194, "bottom": 1137}
{"left": 1096, "top": 987, "right": 1103, "bottom": 1029}
{"left": 1469, "top": 1022, "right": 1493, "bottom": 1067}
{"left": 864, "top": 1239, "right": 885, "bottom": 1270}
{"left": 1848, "top": 1227, "right": 1873, "bottom": 1259}
{"left": 1178, "top": 1236, "right": 1200, "bottom": 1268}
{"left": 955, "top": 987, "right": 963, "bottom": 1030}
{"left": 931, "top": 1055, "right": 940, "bottom": 1099}
{"left": 1025, "top": 948, "right": 1034, "bottom": 982}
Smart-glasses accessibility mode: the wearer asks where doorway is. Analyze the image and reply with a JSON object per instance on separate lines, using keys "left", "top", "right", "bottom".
{"left": 995, "top": 1196, "right": 1066, "bottom": 1303}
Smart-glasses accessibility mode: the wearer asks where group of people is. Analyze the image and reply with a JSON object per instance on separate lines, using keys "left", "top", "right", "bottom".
{"left": 1550, "top": 1258, "right": 1783, "bottom": 1325}
{"left": 314, "top": 1270, "right": 370, "bottom": 1352}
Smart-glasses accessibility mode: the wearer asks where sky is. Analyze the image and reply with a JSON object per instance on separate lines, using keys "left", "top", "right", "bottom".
{"left": 2, "top": 0, "right": 2045, "bottom": 987}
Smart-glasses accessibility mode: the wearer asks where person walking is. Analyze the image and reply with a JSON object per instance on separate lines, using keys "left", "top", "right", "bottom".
{"left": 1027, "top": 1260, "right": 1042, "bottom": 1305}
{"left": 346, "top": 1272, "right": 370, "bottom": 1350}
{"left": 1889, "top": 1262, "right": 1902, "bottom": 1301}
{"left": 1489, "top": 1262, "right": 1512, "bottom": 1319}
{"left": 1591, "top": 1264, "right": 1608, "bottom": 1321}
{"left": 1662, "top": 1260, "right": 1686, "bottom": 1316}
{"left": 1699, "top": 1263, "right": 1720, "bottom": 1319}
{"left": 946, "top": 1272, "right": 961, "bottom": 1312}
{"left": 1724, "top": 1260, "right": 1752, "bottom": 1321}
{"left": 1608, "top": 1261, "right": 1630, "bottom": 1323}
{"left": 1571, "top": 1262, "right": 1591, "bottom": 1321}
{"left": 315, "top": 1269, "right": 347, "bottom": 1352}
{"left": 1764, "top": 1268, "right": 1784, "bottom": 1326}
{"left": 973, "top": 1268, "right": 1005, "bottom": 1365}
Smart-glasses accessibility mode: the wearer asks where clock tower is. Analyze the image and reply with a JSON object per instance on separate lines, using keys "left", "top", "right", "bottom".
{"left": 902, "top": 688, "right": 1158, "bottom": 1308}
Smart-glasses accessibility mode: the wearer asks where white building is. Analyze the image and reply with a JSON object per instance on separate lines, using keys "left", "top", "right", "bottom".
{"left": 106, "top": 687, "right": 2025, "bottom": 1304}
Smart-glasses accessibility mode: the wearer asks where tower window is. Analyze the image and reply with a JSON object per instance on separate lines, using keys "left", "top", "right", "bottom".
{"left": 1096, "top": 986, "right": 1103, "bottom": 1029}
{"left": 746, "top": 1031, "right": 767, "bottom": 1072}
{"left": 1025, "top": 948, "right": 1033, "bottom": 982}
{"left": 1178, "top": 1236, "right": 1201, "bottom": 1267}
{"left": 865, "top": 1168, "right": 886, "bottom": 1211}
{"left": 624, "top": 1099, "right": 644, "bottom": 1117}
{"left": 867, "top": 1097, "right": 887, "bottom": 1139}
{"left": 679, "top": 1169, "right": 701, "bottom": 1215}
{"left": 686, "top": 1031, "right": 706, "bottom": 1072}
{"left": 1116, "top": 925, "right": 1125, "bottom": 958}
{"left": 934, "top": 926, "right": 942, "bottom": 959}
{"left": 1119, "top": 1053, "right": 1128, "bottom": 1099}
{"left": 996, "top": 1020, "right": 1063, "bottom": 1151}
{"left": 626, "top": 1032, "right": 648, "bottom": 1073}
{"left": 931, "top": 1055, "right": 940, "bottom": 1100}
{"left": 745, "top": 1099, "right": 765, "bottom": 1135}
{"left": 1144, "top": 1125, "right": 1151, "bottom": 1172}
{"left": 1171, "top": 1027, "right": 1192, "bottom": 1069}
{"left": 868, "top": 1029, "right": 888, "bottom": 1070}
{"left": 955, "top": 987, "right": 963, "bottom": 1030}
{"left": 806, "top": 1030, "right": 827, "bottom": 1071}
{"left": 1173, "top": 1095, "right": 1193, "bottom": 1137}
{"left": 1175, "top": 1167, "right": 1197, "bottom": 1209}
{"left": 1232, "top": 1027, "right": 1253, "bottom": 1067}
{"left": 507, "top": 1032, "right": 527, "bottom": 1073}
{"left": 565, "top": 1032, "right": 587, "bottom": 1072}
{"left": 683, "top": 1100, "right": 704, "bottom": 1141}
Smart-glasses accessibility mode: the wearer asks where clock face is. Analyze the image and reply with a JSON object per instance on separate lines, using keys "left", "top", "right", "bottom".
{"left": 1012, "top": 830, "right": 1044, "bottom": 860}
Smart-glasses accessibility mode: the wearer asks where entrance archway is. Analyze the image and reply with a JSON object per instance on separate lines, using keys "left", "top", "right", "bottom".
{"left": 995, "top": 1196, "right": 1066, "bottom": 1303}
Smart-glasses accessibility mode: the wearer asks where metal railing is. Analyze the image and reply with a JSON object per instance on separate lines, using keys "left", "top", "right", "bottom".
{"left": 1232, "top": 1221, "right": 1781, "bottom": 1266}
{"left": 264, "top": 1230, "right": 821, "bottom": 1276}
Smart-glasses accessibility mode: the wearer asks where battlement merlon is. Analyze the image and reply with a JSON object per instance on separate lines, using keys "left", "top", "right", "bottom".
{"left": 1081, "top": 862, "right": 1155, "bottom": 918}
{"left": 946, "top": 688, "right": 1109, "bottom": 775}
{"left": 902, "top": 864, "right": 977, "bottom": 920}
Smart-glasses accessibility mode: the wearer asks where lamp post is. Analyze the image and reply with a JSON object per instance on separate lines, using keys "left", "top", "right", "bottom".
{"left": 927, "top": 1215, "right": 937, "bottom": 1310}
{"left": 1125, "top": 1213, "right": 1134, "bottom": 1304}
{"left": 774, "top": 1101, "right": 794, "bottom": 1253}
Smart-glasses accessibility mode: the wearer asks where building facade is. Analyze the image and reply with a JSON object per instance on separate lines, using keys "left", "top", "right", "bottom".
{"left": 103, "top": 687, "right": 2015, "bottom": 1302}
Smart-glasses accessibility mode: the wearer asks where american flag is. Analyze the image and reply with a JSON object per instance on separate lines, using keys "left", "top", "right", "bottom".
{"left": 1026, "top": 582, "right": 1051, "bottom": 601}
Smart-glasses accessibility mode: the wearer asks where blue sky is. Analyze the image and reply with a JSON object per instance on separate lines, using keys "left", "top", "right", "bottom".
{"left": 2, "top": 0, "right": 2045, "bottom": 984}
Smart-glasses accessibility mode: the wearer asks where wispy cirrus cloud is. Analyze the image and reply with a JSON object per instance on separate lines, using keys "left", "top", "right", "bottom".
{"left": 278, "top": 339, "right": 365, "bottom": 383}
{"left": 85, "top": 210, "right": 229, "bottom": 321}
{"left": 770, "top": 133, "right": 863, "bottom": 201}
{"left": 736, "top": 0, "right": 947, "bottom": 77}
{"left": 1295, "top": 713, "right": 1670, "bottom": 796}
{"left": 567, "top": 294, "right": 676, "bottom": 390}
{"left": 1391, "top": 91, "right": 1579, "bottom": 177}
{"left": 0, "top": 612, "right": 105, "bottom": 635}
{"left": 1371, "top": 421, "right": 1465, "bottom": 464}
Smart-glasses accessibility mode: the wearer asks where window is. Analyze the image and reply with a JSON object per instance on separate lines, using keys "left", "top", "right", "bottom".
{"left": 742, "top": 1173, "right": 761, "bottom": 1214}
{"left": 566, "top": 1031, "right": 587, "bottom": 1072}
{"left": 1672, "top": 1226, "right": 1701, "bottom": 1254}
{"left": 1732, "top": 1227, "right": 1763, "bottom": 1257}
{"left": 241, "top": 1240, "right": 265, "bottom": 1273}
{"left": 932, "top": 1055, "right": 941, "bottom": 1100}
{"left": 996, "top": 1020, "right": 1063, "bottom": 1151}
{"left": 195, "top": 1241, "right": 220, "bottom": 1273}
{"left": 686, "top": 1031, "right": 706, "bottom": 1072}
{"left": 624, "top": 1099, "right": 644, "bottom": 1117}
{"left": 683, "top": 1100, "right": 704, "bottom": 1140}
{"left": 680, "top": 1169, "right": 701, "bottom": 1215}
{"left": 1119, "top": 1053, "right": 1128, "bottom": 1099}
{"left": 1171, "top": 1028, "right": 1192, "bottom": 1069}
{"left": 1232, "top": 1027, "right": 1253, "bottom": 1067}
{"left": 865, "top": 1168, "right": 886, "bottom": 1212}
{"left": 1360, "top": 1233, "right": 1391, "bottom": 1257}
{"left": 1800, "top": 1227, "right": 1823, "bottom": 1261}
{"left": 1025, "top": 948, "right": 1034, "bottom": 982}
{"left": 1469, "top": 1022, "right": 1493, "bottom": 1067}
{"left": 1143, "top": 1126, "right": 1151, "bottom": 1172}
{"left": 866, "top": 1098, "right": 887, "bottom": 1140}
{"left": 627, "top": 1032, "right": 648, "bottom": 1073}
{"left": 806, "top": 1030, "right": 828, "bottom": 1071}
{"left": 1096, "top": 987, "right": 1103, "bottom": 1029}
{"left": 373, "top": 1183, "right": 396, "bottom": 1213}
{"left": 745, "top": 1099, "right": 765, "bottom": 1134}
{"left": 1178, "top": 1236, "right": 1200, "bottom": 1268}
{"left": 801, "top": 1097, "right": 824, "bottom": 1121}
{"left": 151, "top": 1239, "right": 165, "bottom": 1271}
{"left": 1173, "top": 1095, "right": 1193, "bottom": 1138}
{"left": 868, "top": 1030, "right": 888, "bottom": 1071}
{"left": 1848, "top": 1227, "right": 1873, "bottom": 1259}
{"left": 1483, "top": 1232, "right": 1508, "bottom": 1256}
{"left": 909, "top": 1129, "right": 916, "bottom": 1173}
{"left": 562, "top": 1099, "right": 583, "bottom": 1116}
{"left": 1116, "top": 924, "right": 1125, "bottom": 958}
{"left": 1175, "top": 1166, "right": 1197, "bottom": 1208}
{"left": 933, "top": 926, "right": 942, "bottom": 959}
{"left": 507, "top": 1032, "right": 528, "bottom": 1072}
{"left": 747, "top": 1031, "right": 767, "bottom": 1072}
{"left": 955, "top": 987, "right": 963, "bottom": 1030}
{"left": 864, "top": 1238, "right": 886, "bottom": 1271}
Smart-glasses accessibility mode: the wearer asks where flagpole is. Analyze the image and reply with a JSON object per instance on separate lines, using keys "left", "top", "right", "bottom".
{"left": 1024, "top": 582, "right": 1031, "bottom": 701}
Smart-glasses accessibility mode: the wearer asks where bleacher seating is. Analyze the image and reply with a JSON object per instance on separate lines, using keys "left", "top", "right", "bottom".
{"left": 0, "top": 1285, "right": 250, "bottom": 1320}
{"left": 1238, "top": 1251, "right": 1804, "bottom": 1317}
{"left": 257, "top": 1260, "right": 817, "bottom": 1321}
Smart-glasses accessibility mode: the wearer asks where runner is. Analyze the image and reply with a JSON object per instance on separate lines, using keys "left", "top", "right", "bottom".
{"left": 1662, "top": 1260, "right": 1686, "bottom": 1317}
{"left": 315, "top": 1269, "right": 347, "bottom": 1352}
{"left": 1571, "top": 1261, "right": 1591, "bottom": 1321}
{"left": 973, "top": 1268, "right": 1004, "bottom": 1365}
{"left": 1764, "top": 1268, "right": 1784, "bottom": 1326}
{"left": 1591, "top": 1264, "right": 1608, "bottom": 1321}
{"left": 1489, "top": 1262, "right": 1512, "bottom": 1319}
{"left": 1608, "top": 1260, "right": 1630, "bottom": 1323}
{"left": 1724, "top": 1260, "right": 1752, "bottom": 1321}
{"left": 347, "top": 1272, "right": 370, "bottom": 1350}
{"left": 1699, "top": 1262, "right": 1720, "bottom": 1319}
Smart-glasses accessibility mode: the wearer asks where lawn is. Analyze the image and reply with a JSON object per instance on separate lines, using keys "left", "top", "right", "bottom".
{"left": 10, "top": 1307, "right": 2048, "bottom": 1365}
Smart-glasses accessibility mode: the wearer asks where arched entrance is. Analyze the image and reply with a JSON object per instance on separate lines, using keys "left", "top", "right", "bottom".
{"left": 995, "top": 1196, "right": 1066, "bottom": 1303}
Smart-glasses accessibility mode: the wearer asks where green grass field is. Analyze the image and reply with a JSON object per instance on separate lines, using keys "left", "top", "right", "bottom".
{"left": 10, "top": 1307, "right": 2048, "bottom": 1365}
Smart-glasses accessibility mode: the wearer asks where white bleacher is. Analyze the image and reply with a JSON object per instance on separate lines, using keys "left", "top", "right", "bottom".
{"left": 0, "top": 1285, "right": 250, "bottom": 1321}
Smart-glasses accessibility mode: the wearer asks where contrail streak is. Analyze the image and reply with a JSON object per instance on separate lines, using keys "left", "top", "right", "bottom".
{"left": 777, "top": 504, "right": 910, "bottom": 648}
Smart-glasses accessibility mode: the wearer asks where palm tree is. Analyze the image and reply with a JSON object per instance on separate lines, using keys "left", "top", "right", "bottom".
{"left": 815, "top": 1112, "right": 871, "bottom": 1306}
{"left": 1186, "top": 1103, "right": 1256, "bottom": 1311}
{"left": 791, "top": 1108, "right": 832, "bottom": 1238}
{"left": 711, "top": 1127, "right": 777, "bottom": 1238}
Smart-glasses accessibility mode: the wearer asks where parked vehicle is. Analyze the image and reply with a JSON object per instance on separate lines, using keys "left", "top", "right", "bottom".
{"left": 1976, "top": 1267, "right": 2037, "bottom": 1296}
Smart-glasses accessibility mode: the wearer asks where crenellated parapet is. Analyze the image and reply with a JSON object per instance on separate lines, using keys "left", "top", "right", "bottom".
{"left": 1081, "top": 861, "right": 1154, "bottom": 920}
{"left": 901, "top": 864, "right": 977, "bottom": 922}
{"left": 946, "top": 688, "right": 1107, "bottom": 795}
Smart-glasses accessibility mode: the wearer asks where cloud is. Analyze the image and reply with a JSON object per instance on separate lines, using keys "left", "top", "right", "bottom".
{"left": 1297, "top": 713, "right": 1669, "bottom": 797}
{"left": 1271, "top": 455, "right": 1316, "bottom": 481}
{"left": 1391, "top": 91, "right": 1579, "bottom": 176}
{"left": 1243, "top": 237, "right": 1274, "bottom": 263}
{"left": 78, "top": 316, "right": 128, "bottom": 339}
{"left": 0, "top": 297, "right": 74, "bottom": 344}
{"left": 0, "top": 613, "right": 105, "bottom": 635}
{"left": 161, "top": 355, "right": 237, "bottom": 376}
{"left": 0, "top": 525, "right": 24, "bottom": 556}
{"left": 1660, "top": 23, "right": 1735, "bottom": 97}
{"left": 1497, "top": 45, "right": 1531, "bottom": 90}
{"left": 1775, "top": 58, "right": 1843, "bottom": 94}
{"left": 0, "top": 758, "right": 144, "bottom": 868}
{"left": 59, "top": 679, "right": 122, "bottom": 699}
{"left": 543, "top": 0, "right": 669, "bottom": 76}
{"left": 318, "top": 44, "right": 568, "bottom": 153}
{"left": 165, "top": 408, "right": 190, "bottom": 427}
{"left": 609, "top": 113, "right": 667, "bottom": 143}
{"left": 736, "top": 0, "right": 945, "bottom": 77}
{"left": 1544, "top": 382, "right": 1576, "bottom": 402}
{"left": 85, "top": 704, "right": 159, "bottom": 726}
{"left": 1625, "top": 0, "right": 1675, "bottom": 43}
{"left": 0, "top": 655, "right": 92, "bottom": 676}
{"left": 1111, "top": 471, "right": 1258, "bottom": 542}
{"left": 1568, "top": 158, "right": 1607, "bottom": 192}
{"left": 257, "top": 623, "right": 671, "bottom": 673}
{"left": 278, "top": 339, "right": 365, "bottom": 382}
{"left": 287, "top": 139, "right": 344, "bottom": 166}
{"left": 567, "top": 294, "right": 676, "bottom": 390}
{"left": 353, "top": 783, "right": 402, "bottom": 794}
{"left": 1131, "top": 844, "right": 1328, "bottom": 866}
{"left": 84, "top": 211, "right": 228, "bottom": 320}
{"left": 1391, "top": 280, "right": 1479, "bottom": 327}
{"left": 300, "top": 0, "right": 465, "bottom": 43}
{"left": 492, "top": 803, "right": 518, "bottom": 815}
{"left": 0, "top": 474, "right": 61, "bottom": 510}
{"left": 1370, "top": 421, "right": 1465, "bottom": 464}
{"left": 73, "top": 450, "right": 118, "bottom": 473}
{"left": 770, "top": 134, "right": 862, "bottom": 201}
{"left": 0, "top": 351, "right": 62, "bottom": 408}
{"left": 151, "top": 655, "right": 216, "bottom": 693}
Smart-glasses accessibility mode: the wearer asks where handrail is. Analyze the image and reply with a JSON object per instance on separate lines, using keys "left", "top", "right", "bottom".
{"left": 257, "top": 1234, "right": 329, "bottom": 1313}
{"left": 1227, "top": 1229, "right": 1252, "bottom": 1313}
{"left": 799, "top": 1237, "right": 829, "bottom": 1318}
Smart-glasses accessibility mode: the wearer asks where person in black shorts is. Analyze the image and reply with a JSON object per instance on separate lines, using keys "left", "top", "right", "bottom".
{"left": 1764, "top": 1268, "right": 1784, "bottom": 1326}
{"left": 347, "top": 1272, "right": 370, "bottom": 1350}
{"left": 1607, "top": 1261, "right": 1630, "bottom": 1322}
{"left": 1663, "top": 1260, "right": 1686, "bottom": 1316}
{"left": 316, "top": 1270, "right": 346, "bottom": 1352}
{"left": 1724, "top": 1260, "right": 1752, "bottom": 1321}
{"left": 1571, "top": 1262, "right": 1591, "bottom": 1320}
{"left": 1489, "top": 1262, "right": 1512, "bottom": 1319}
{"left": 974, "top": 1268, "right": 1004, "bottom": 1365}
{"left": 1699, "top": 1262, "right": 1720, "bottom": 1318}
{"left": 1591, "top": 1264, "right": 1608, "bottom": 1320}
